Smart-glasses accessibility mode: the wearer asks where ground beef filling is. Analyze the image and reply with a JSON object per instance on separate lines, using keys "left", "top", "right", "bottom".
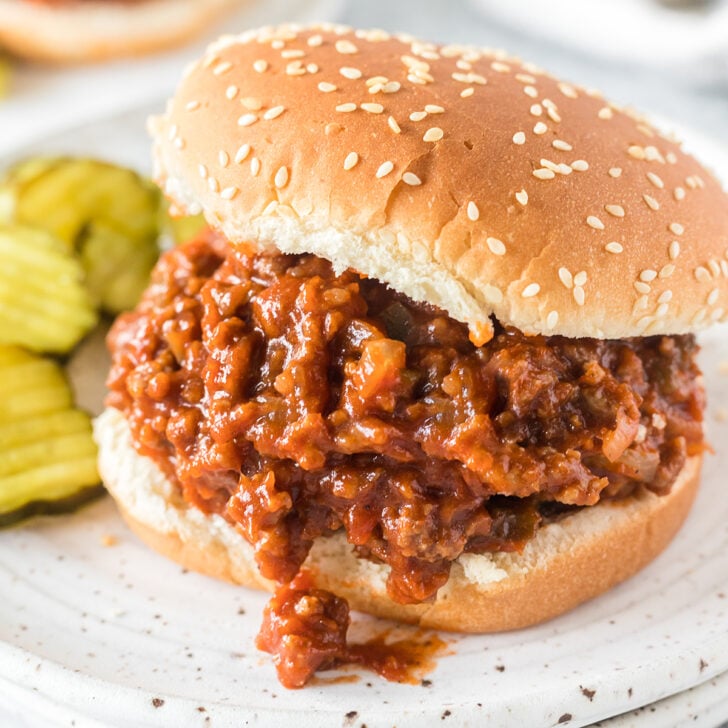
{"left": 107, "top": 231, "right": 705, "bottom": 606}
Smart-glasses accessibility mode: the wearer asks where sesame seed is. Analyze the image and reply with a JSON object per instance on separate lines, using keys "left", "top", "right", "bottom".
{"left": 598, "top": 107, "right": 613, "bottom": 120}
{"left": 541, "top": 159, "right": 560, "bottom": 173}
{"left": 491, "top": 61, "right": 511, "bottom": 73}
{"left": 424, "top": 127, "right": 444, "bottom": 143}
{"left": 655, "top": 303, "right": 669, "bottom": 318}
{"left": 666, "top": 151, "right": 678, "bottom": 164}
{"left": 573, "top": 271, "right": 587, "bottom": 287}
{"left": 167, "top": 124, "right": 177, "bottom": 141}
{"left": 558, "top": 82, "right": 578, "bottom": 98}
{"left": 306, "top": 63, "right": 319, "bottom": 74}
{"left": 340, "top": 66, "right": 362, "bottom": 79}
{"left": 410, "top": 111, "right": 427, "bottom": 122}
{"left": 281, "top": 49, "right": 305, "bottom": 59}
{"left": 271, "top": 40, "right": 284, "bottom": 50}
{"left": 530, "top": 104, "right": 543, "bottom": 117}
{"left": 644, "top": 146, "right": 663, "bottom": 162}
{"left": 524, "top": 85, "right": 539, "bottom": 98}
{"left": 274, "top": 166, "right": 289, "bottom": 189}
{"left": 605, "top": 242, "right": 623, "bottom": 254}
{"left": 425, "top": 104, "right": 444, "bottom": 114}
{"left": 659, "top": 264, "right": 675, "bottom": 278}
{"left": 587, "top": 215, "right": 605, "bottom": 230}
{"left": 695, "top": 266, "right": 711, "bottom": 283}
{"left": 456, "top": 59, "right": 472, "bottom": 71}
{"left": 647, "top": 172, "right": 664, "bottom": 189}
{"left": 669, "top": 241, "right": 681, "bottom": 260}
{"left": 558, "top": 268, "right": 573, "bottom": 288}
{"left": 605, "top": 204, "right": 625, "bottom": 218}
{"left": 376, "top": 161, "right": 394, "bottom": 178}
{"left": 218, "top": 150, "right": 229, "bottom": 167}
{"left": 609, "top": 167, "right": 622, "bottom": 178}
{"left": 516, "top": 73, "right": 537, "bottom": 84}
{"left": 669, "top": 222, "right": 685, "bottom": 235}
{"left": 643, "top": 194, "right": 660, "bottom": 211}
{"left": 207, "top": 177, "right": 219, "bottom": 193}
{"left": 403, "top": 172, "right": 422, "bottom": 186}
{"left": 573, "top": 286, "right": 585, "bottom": 306}
{"left": 225, "top": 85, "right": 239, "bottom": 100}
{"left": 336, "top": 103, "right": 357, "bottom": 113}
{"left": 634, "top": 281, "right": 651, "bottom": 294}
{"left": 198, "top": 164, "right": 208, "bottom": 179}
{"left": 533, "top": 168, "right": 555, "bottom": 180}
{"left": 522, "top": 283, "right": 540, "bottom": 298}
{"left": 460, "top": 88, "right": 475, "bottom": 98}
{"left": 286, "top": 61, "right": 305, "bottom": 76}
{"left": 571, "top": 160, "right": 589, "bottom": 172}
{"left": 512, "top": 132, "right": 527, "bottom": 146}
{"left": 213, "top": 61, "right": 232, "bottom": 76}
{"left": 709, "top": 259, "right": 721, "bottom": 277}
{"left": 220, "top": 186, "right": 238, "bottom": 200}
{"left": 250, "top": 157, "right": 260, "bottom": 176}
{"left": 307, "top": 34, "right": 323, "bottom": 47}
{"left": 343, "top": 152, "right": 359, "bottom": 170}
{"left": 186, "top": 100, "right": 200, "bottom": 111}
{"left": 533, "top": 122, "right": 548, "bottom": 135}
{"left": 173, "top": 138, "right": 185, "bottom": 150}
{"left": 708, "top": 288, "right": 720, "bottom": 306}
{"left": 674, "top": 187, "right": 686, "bottom": 201}
{"left": 383, "top": 81, "right": 401, "bottom": 93}
{"left": 640, "top": 269, "right": 657, "bottom": 282}
{"left": 467, "top": 201, "right": 479, "bottom": 221}
{"left": 253, "top": 60, "right": 268, "bottom": 73}
{"left": 552, "top": 140, "right": 573, "bottom": 151}
{"left": 628, "top": 145, "right": 646, "bottom": 160}
{"left": 318, "top": 82, "right": 337, "bottom": 93}
{"left": 515, "top": 189, "right": 528, "bottom": 206}
{"left": 387, "top": 116, "right": 401, "bottom": 134}
{"left": 264, "top": 106, "right": 286, "bottom": 121}
{"left": 546, "top": 311, "right": 559, "bottom": 329}
{"left": 336, "top": 40, "right": 358, "bottom": 54}
{"left": 361, "top": 103, "right": 384, "bottom": 114}
{"left": 238, "top": 113, "right": 257, "bottom": 127}
{"left": 487, "top": 237, "right": 506, "bottom": 255}
{"left": 241, "top": 97, "right": 263, "bottom": 110}
{"left": 234, "top": 144, "right": 251, "bottom": 164}
{"left": 547, "top": 107, "right": 562, "bottom": 123}
{"left": 658, "top": 290, "right": 673, "bottom": 304}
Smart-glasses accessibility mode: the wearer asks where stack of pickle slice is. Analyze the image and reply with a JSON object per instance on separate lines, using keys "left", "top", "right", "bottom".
{"left": 0, "top": 156, "right": 204, "bottom": 525}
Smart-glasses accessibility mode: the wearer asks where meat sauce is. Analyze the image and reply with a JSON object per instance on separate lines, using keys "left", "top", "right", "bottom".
{"left": 107, "top": 230, "right": 705, "bottom": 686}
{"left": 256, "top": 571, "right": 447, "bottom": 688}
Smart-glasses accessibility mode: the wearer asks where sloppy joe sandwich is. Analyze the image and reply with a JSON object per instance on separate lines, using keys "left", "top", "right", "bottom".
{"left": 0, "top": 0, "right": 244, "bottom": 62}
{"left": 95, "top": 23, "right": 728, "bottom": 687}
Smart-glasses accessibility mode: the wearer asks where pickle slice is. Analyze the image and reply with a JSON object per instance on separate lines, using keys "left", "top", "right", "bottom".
{"left": 0, "top": 157, "right": 163, "bottom": 314}
{"left": 0, "top": 345, "right": 101, "bottom": 524}
{"left": 0, "top": 224, "right": 97, "bottom": 353}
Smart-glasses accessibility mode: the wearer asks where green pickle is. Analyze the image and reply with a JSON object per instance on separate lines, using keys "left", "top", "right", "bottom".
{"left": 0, "top": 224, "right": 98, "bottom": 353}
{"left": 0, "top": 346, "right": 102, "bottom": 527}
{"left": 0, "top": 157, "right": 162, "bottom": 314}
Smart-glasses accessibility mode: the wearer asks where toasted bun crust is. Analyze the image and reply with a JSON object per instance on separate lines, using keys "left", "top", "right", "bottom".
{"left": 0, "top": 0, "right": 244, "bottom": 63}
{"left": 94, "top": 407, "right": 702, "bottom": 632}
{"left": 151, "top": 23, "right": 728, "bottom": 342}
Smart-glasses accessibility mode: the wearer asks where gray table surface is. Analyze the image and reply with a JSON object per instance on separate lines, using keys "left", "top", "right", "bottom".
{"left": 340, "top": 0, "right": 728, "bottom": 143}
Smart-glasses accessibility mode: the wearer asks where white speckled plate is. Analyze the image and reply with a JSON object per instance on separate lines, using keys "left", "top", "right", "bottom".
{"left": 1, "top": 108, "right": 728, "bottom": 728}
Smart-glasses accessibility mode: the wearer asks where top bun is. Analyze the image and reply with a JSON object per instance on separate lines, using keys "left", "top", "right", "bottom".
{"left": 151, "top": 23, "right": 728, "bottom": 340}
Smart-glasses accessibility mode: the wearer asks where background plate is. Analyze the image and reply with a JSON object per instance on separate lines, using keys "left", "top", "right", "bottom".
{"left": 1, "top": 107, "right": 728, "bottom": 728}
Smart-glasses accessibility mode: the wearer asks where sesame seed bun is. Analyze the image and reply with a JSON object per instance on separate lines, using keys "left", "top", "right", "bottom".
{"left": 94, "top": 406, "right": 702, "bottom": 632}
{"left": 152, "top": 23, "right": 728, "bottom": 342}
{"left": 0, "top": 0, "right": 244, "bottom": 63}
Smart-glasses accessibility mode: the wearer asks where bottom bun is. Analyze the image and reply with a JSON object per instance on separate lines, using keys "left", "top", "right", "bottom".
{"left": 94, "top": 407, "right": 702, "bottom": 633}
{"left": 0, "top": 0, "right": 243, "bottom": 63}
